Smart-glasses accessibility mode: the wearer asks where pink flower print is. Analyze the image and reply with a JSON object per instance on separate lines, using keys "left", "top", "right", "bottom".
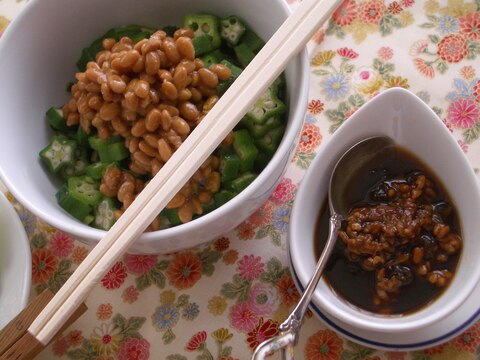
{"left": 49, "top": 231, "right": 74, "bottom": 258}
{"left": 458, "top": 140, "right": 468, "bottom": 153}
{"left": 308, "top": 99, "right": 324, "bottom": 114}
{"left": 442, "top": 118, "right": 454, "bottom": 133}
{"left": 437, "top": 34, "right": 468, "bottom": 63}
{"left": 124, "top": 254, "right": 157, "bottom": 275}
{"left": 298, "top": 124, "right": 322, "bottom": 153}
{"left": 401, "top": 0, "right": 415, "bottom": 7}
{"left": 101, "top": 261, "right": 127, "bottom": 289}
{"left": 337, "top": 47, "right": 358, "bottom": 59}
{"left": 122, "top": 285, "right": 139, "bottom": 304}
{"left": 459, "top": 12, "right": 480, "bottom": 41}
{"left": 52, "top": 335, "right": 69, "bottom": 356}
{"left": 238, "top": 255, "right": 264, "bottom": 281}
{"left": 249, "top": 202, "right": 274, "bottom": 227}
{"left": 387, "top": 2, "right": 403, "bottom": 14}
{"left": 447, "top": 98, "right": 479, "bottom": 129}
{"left": 473, "top": 79, "right": 480, "bottom": 103}
{"left": 248, "top": 282, "right": 280, "bottom": 315}
{"left": 117, "top": 337, "right": 150, "bottom": 360}
{"left": 230, "top": 302, "right": 258, "bottom": 332}
{"left": 271, "top": 177, "right": 296, "bottom": 205}
{"left": 409, "top": 40, "right": 429, "bottom": 56}
{"left": 378, "top": 46, "right": 393, "bottom": 60}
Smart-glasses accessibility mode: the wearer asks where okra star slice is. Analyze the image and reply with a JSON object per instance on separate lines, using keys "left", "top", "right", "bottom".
{"left": 93, "top": 197, "right": 118, "bottom": 230}
{"left": 67, "top": 175, "right": 102, "bottom": 206}
{"left": 220, "top": 15, "right": 246, "bottom": 46}
{"left": 39, "top": 135, "right": 77, "bottom": 173}
{"left": 245, "top": 86, "right": 286, "bottom": 125}
{"left": 183, "top": 13, "right": 222, "bottom": 48}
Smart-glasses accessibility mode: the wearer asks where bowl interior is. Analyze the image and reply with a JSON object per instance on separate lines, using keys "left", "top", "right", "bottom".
{"left": 289, "top": 88, "right": 480, "bottom": 332}
{"left": 0, "top": 0, "right": 307, "bottom": 252}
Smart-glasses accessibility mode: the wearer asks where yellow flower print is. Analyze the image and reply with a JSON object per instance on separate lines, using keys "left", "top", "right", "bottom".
{"left": 212, "top": 328, "right": 233, "bottom": 343}
{"left": 207, "top": 295, "right": 227, "bottom": 315}
{"left": 440, "top": 0, "right": 477, "bottom": 17}
{"left": 357, "top": 76, "right": 383, "bottom": 95}
{"left": 346, "top": 21, "right": 377, "bottom": 44}
{"left": 424, "top": 0, "right": 440, "bottom": 14}
{"left": 398, "top": 11, "right": 414, "bottom": 27}
{"left": 90, "top": 323, "right": 123, "bottom": 356}
{"left": 159, "top": 290, "right": 176, "bottom": 306}
{"left": 310, "top": 50, "right": 336, "bottom": 66}
{"left": 386, "top": 76, "right": 410, "bottom": 89}
{"left": 0, "top": 16, "right": 9, "bottom": 35}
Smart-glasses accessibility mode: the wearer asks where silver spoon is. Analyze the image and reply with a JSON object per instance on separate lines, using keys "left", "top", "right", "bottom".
{"left": 252, "top": 136, "right": 395, "bottom": 359}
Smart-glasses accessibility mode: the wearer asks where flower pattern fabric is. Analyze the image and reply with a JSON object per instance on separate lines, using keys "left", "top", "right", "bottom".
{"left": 1, "top": 0, "right": 480, "bottom": 359}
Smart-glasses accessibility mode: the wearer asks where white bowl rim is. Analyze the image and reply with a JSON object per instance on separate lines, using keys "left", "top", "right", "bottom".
{"left": 0, "top": 0, "right": 310, "bottom": 251}
{"left": 289, "top": 87, "right": 480, "bottom": 333}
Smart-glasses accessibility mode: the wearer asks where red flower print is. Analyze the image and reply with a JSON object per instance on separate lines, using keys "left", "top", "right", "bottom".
{"left": 166, "top": 252, "right": 202, "bottom": 289}
{"left": 236, "top": 221, "right": 256, "bottom": 240}
{"left": 337, "top": 47, "right": 358, "bottom": 59}
{"left": 459, "top": 12, "right": 480, "bottom": 41}
{"left": 277, "top": 274, "right": 300, "bottom": 306}
{"left": 447, "top": 98, "right": 479, "bottom": 129}
{"left": 442, "top": 118, "right": 454, "bottom": 132}
{"left": 332, "top": 0, "right": 357, "bottom": 26}
{"left": 312, "top": 28, "right": 325, "bottom": 44}
{"left": 101, "top": 261, "right": 127, "bottom": 289}
{"left": 238, "top": 255, "right": 264, "bottom": 281}
{"left": 474, "top": 79, "right": 480, "bottom": 103}
{"left": 247, "top": 318, "right": 279, "bottom": 349}
{"left": 52, "top": 335, "right": 69, "bottom": 356}
{"left": 223, "top": 249, "right": 239, "bottom": 265}
{"left": 305, "top": 329, "right": 343, "bottom": 360}
{"left": 308, "top": 99, "right": 325, "bottom": 114}
{"left": 67, "top": 330, "right": 83, "bottom": 347}
{"left": 72, "top": 246, "right": 88, "bottom": 264}
{"left": 271, "top": 177, "right": 296, "bottom": 205}
{"left": 298, "top": 124, "right": 322, "bottom": 154}
{"left": 452, "top": 322, "right": 480, "bottom": 353}
{"left": 437, "top": 34, "right": 468, "bottom": 63}
{"left": 423, "top": 342, "right": 447, "bottom": 355}
{"left": 249, "top": 202, "right": 274, "bottom": 226}
{"left": 401, "top": 0, "right": 414, "bottom": 6}
{"left": 96, "top": 303, "right": 113, "bottom": 320}
{"left": 378, "top": 46, "right": 394, "bottom": 60}
{"left": 230, "top": 302, "right": 259, "bottom": 332}
{"left": 358, "top": 0, "right": 385, "bottom": 25}
{"left": 122, "top": 285, "right": 139, "bottom": 304}
{"left": 214, "top": 237, "right": 230, "bottom": 251}
{"left": 387, "top": 1, "right": 403, "bottom": 14}
{"left": 186, "top": 330, "right": 207, "bottom": 351}
{"left": 385, "top": 352, "right": 406, "bottom": 360}
{"left": 124, "top": 254, "right": 157, "bottom": 275}
{"left": 118, "top": 337, "right": 150, "bottom": 360}
{"left": 413, "top": 58, "right": 435, "bottom": 79}
{"left": 49, "top": 232, "right": 74, "bottom": 258}
{"left": 32, "top": 249, "right": 58, "bottom": 284}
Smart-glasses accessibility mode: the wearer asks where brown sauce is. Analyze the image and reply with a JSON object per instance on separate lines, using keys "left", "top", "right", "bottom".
{"left": 315, "top": 145, "right": 462, "bottom": 315}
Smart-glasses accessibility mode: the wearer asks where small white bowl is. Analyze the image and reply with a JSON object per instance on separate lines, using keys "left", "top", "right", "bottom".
{"left": 0, "top": 0, "right": 308, "bottom": 254}
{"left": 0, "top": 191, "right": 31, "bottom": 329}
{"left": 288, "top": 88, "right": 480, "bottom": 350}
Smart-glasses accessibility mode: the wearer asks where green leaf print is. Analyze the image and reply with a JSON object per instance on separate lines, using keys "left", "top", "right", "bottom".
{"left": 67, "top": 339, "right": 99, "bottom": 360}
{"left": 256, "top": 224, "right": 272, "bottom": 239}
{"left": 463, "top": 123, "right": 480, "bottom": 144}
{"left": 163, "top": 328, "right": 176, "bottom": 344}
{"left": 419, "top": 22, "right": 436, "bottom": 28}
{"left": 176, "top": 294, "right": 189, "bottom": 307}
{"left": 411, "top": 352, "right": 431, "bottom": 360}
{"left": 373, "top": 58, "right": 395, "bottom": 75}
{"left": 112, "top": 313, "right": 145, "bottom": 338}
{"left": 166, "top": 355, "right": 187, "bottom": 360}
{"left": 221, "top": 274, "right": 251, "bottom": 301}
{"left": 48, "top": 259, "right": 73, "bottom": 292}
{"left": 341, "top": 341, "right": 376, "bottom": 360}
{"left": 260, "top": 257, "right": 288, "bottom": 284}
{"left": 31, "top": 233, "right": 47, "bottom": 249}
{"left": 295, "top": 152, "right": 316, "bottom": 169}
{"left": 136, "top": 273, "right": 151, "bottom": 290}
{"left": 436, "top": 61, "right": 448, "bottom": 74}
{"left": 467, "top": 41, "right": 480, "bottom": 59}
{"left": 379, "top": 14, "right": 395, "bottom": 35}
{"left": 348, "top": 94, "right": 365, "bottom": 108}
{"left": 429, "top": 34, "right": 440, "bottom": 44}
{"left": 198, "top": 248, "right": 222, "bottom": 276}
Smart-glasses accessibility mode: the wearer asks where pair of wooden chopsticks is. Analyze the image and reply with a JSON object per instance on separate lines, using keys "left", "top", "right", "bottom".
{"left": 0, "top": 0, "right": 342, "bottom": 358}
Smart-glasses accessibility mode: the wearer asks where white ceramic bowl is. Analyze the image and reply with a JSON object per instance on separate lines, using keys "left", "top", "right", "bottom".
{"left": 0, "top": 191, "right": 31, "bottom": 329}
{"left": 289, "top": 88, "right": 480, "bottom": 350}
{"left": 0, "top": 0, "right": 308, "bottom": 254}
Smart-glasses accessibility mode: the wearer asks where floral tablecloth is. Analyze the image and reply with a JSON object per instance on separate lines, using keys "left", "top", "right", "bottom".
{"left": 1, "top": 0, "right": 480, "bottom": 359}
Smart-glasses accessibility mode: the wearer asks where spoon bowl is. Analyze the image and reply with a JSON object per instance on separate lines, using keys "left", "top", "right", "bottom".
{"left": 252, "top": 136, "right": 395, "bottom": 359}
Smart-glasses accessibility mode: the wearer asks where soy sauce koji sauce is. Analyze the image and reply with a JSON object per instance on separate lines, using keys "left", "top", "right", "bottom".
{"left": 314, "top": 145, "right": 462, "bottom": 315}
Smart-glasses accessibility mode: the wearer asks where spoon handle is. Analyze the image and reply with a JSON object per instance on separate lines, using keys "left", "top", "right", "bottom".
{"left": 252, "top": 213, "right": 343, "bottom": 359}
